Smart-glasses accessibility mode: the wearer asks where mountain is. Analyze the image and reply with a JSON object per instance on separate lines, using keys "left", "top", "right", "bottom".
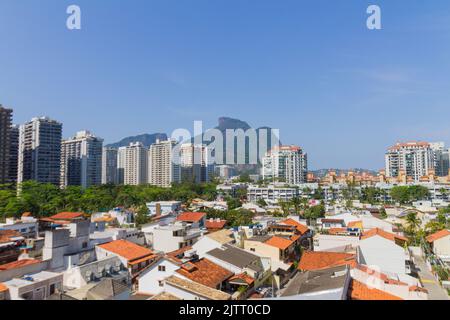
{"left": 106, "top": 133, "right": 167, "bottom": 149}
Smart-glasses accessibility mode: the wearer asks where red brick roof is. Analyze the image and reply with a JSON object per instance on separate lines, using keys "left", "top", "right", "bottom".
{"left": 298, "top": 251, "right": 356, "bottom": 271}
{"left": 205, "top": 219, "right": 227, "bottom": 230}
{"left": 176, "top": 212, "right": 206, "bottom": 223}
{"left": 0, "top": 259, "right": 41, "bottom": 271}
{"left": 49, "top": 212, "right": 84, "bottom": 220}
{"left": 361, "top": 228, "right": 407, "bottom": 243}
{"left": 97, "top": 240, "right": 155, "bottom": 263}
{"left": 265, "top": 236, "right": 294, "bottom": 250}
{"left": 348, "top": 280, "right": 403, "bottom": 300}
{"left": 426, "top": 229, "right": 450, "bottom": 243}
{"left": 281, "top": 219, "right": 309, "bottom": 235}
{"left": 166, "top": 246, "right": 193, "bottom": 263}
{"left": 176, "top": 258, "right": 233, "bottom": 289}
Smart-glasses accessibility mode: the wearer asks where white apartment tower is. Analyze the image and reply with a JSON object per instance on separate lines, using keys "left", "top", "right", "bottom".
{"left": 385, "top": 142, "right": 435, "bottom": 181}
{"left": 148, "top": 140, "right": 180, "bottom": 187}
{"left": 262, "top": 145, "right": 308, "bottom": 184}
{"left": 179, "top": 143, "right": 210, "bottom": 184}
{"left": 60, "top": 131, "right": 103, "bottom": 188}
{"left": 102, "top": 147, "right": 118, "bottom": 184}
{"left": 18, "top": 117, "right": 62, "bottom": 186}
{"left": 123, "top": 142, "right": 148, "bottom": 185}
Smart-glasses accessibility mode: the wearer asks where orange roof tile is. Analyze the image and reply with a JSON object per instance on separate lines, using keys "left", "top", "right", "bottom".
{"left": 0, "top": 230, "right": 22, "bottom": 243}
{"left": 176, "top": 258, "right": 233, "bottom": 289}
{"left": 166, "top": 246, "right": 193, "bottom": 263}
{"left": 205, "top": 219, "right": 227, "bottom": 230}
{"left": 176, "top": 212, "right": 206, "bottom": 223}
{"left": 328, "top": 228, "right": 348, "bottom": 235}
{"left": 298, "top": 251, "right": 356, "bottom": 271}
{"left": 228, "top": 273, "right": 255, "bottom": 286}
{"left": 361, "top": 228, "right": 407, "bottom": 243}
{"left": 426, "top": 229, "right": 450, "bottom": 243}
{"left": 0, "top": 259, "right": 41, "bottom": 271}
{"left": 49, "top": 212, "right": 84, "bottom": 220}
{"left": 97, "top": 240, "right": 154, "bottom": 263}
{"left": 0, "top": 283, "right": 8, "bottom": 293}
{"left": 348, "top": 280, "right": 403, "bottom": 300}
{"left": 265, "top": 236, "right": 294, "bottom": 250}
{"left": 347, "top": 221, "right": 363, "bottom": 228}
{"left": 281, "top": 219, "right": 309, "bottom": 235}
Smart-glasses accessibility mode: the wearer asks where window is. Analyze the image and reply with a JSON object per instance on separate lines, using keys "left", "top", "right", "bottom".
{"left": 158, "top": 265, "right": 166, "bottom": 272}
{"left": 250, "top": 248, "right": 256, "bottom": 252}
{"left": 158, "top": 280, "right": 164, "bottom": 287}
{"left": 49, "top": 283, "right": 56, "bottom": 295}
{"left": 82, "top": 242, "right": 88, "bottom": 249}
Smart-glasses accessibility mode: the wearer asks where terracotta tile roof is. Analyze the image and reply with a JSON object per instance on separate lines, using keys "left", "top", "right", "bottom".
{"left": 409, "top": 285, "right": 428, "bottom": 293}
{"left": 328, "top": 228, "right": 348, "bottom": 235}
{"left": 0, "top": 259, "right": 41, "bottom": 271}
{"left": 348, "top": 280, "right": 403, "bottom": 300}
{"left": 281, "top": 219, "right": 309, "bottom": 235}
{"left": 426, "top": 229, "right": 450, "bottom": 243}
{"left": 205, "top": 219, "right": 227, "bottom": 230}
{"left": 298, "top": 251, "right": 356, "bottom": 271}
{"left": 0, "top": 283, "right": 8, "bottom": 293}
{"left": 228, "top": 273, "right": 255, "bottom": 286}
{"left": 265, "top": 236, "right": 294, "bottom": 250}
{"left": 361, "top": 228, "right": 407, "bottom": 242}
{"left": 176, "top": 212, "right": 206, "bottom": 223}
{"left": 347, "top": 221, "right": 363, "bottom": 228}
{"left": 97, "top": 240, "right": 155, "bottom": 263}
{"left": 176, "top": 258, "right": 233, "bottom": 288}
{"left": 49, "top": 212, "right": 84, "bottom": 220}
{"left": 166, "top": 246, "right": 193, "bottom": 263}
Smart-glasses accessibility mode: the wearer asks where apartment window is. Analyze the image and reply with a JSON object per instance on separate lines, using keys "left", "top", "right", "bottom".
{"left": 82, "top": 242, "right": 88, "bottom": 249}
{"left": 158, "top": 265, "right": 166, "bottom": 272}
{"left": 49, "top": 283, "right": 56, "bottom": 295}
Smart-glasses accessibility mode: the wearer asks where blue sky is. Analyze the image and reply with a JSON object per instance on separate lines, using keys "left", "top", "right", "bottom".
{"left": 1, "top": 0, "right": 450, "bottom": 170}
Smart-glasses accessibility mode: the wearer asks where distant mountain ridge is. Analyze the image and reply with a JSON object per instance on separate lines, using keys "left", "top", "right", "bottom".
{"left": 106, "top": 133, "right": 167, "bottom": 148}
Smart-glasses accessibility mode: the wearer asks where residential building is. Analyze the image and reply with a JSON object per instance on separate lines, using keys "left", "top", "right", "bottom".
{"left": 163, "top": 275, "right": 231, "bottom": 300}
{"left": 150, "top": 222, "right": 202, "bottom": 253}
{"left": 178, "top": 143, "right": 210, "bottom": 183}
{"left": 426, "top": 229, "right": 450, "bottom": 260}
{"left": 102, "top": 147, "right": 118, "bottom": 184}
{"left": 123, "top": 142, "right": 148, "bottom": 185}
{"left": 192, "top": 229, "right": 235, "bottom": 258}
{"left": 0, "top": 106, "right": 13, "bottom": 184}
{"left": 175, "top": 212, "right": 207, "bottom": 228}
{"left": 117, "top": 146, "right": 126, "bottom": 184}
{"left": 262, "top": 145, "right": 308, "bottom": 184}
{"left": 18, "top": 117, "right": 62, "bottom": 186}
{"left": 8, "top": 125, "right": 19, "bottom": 183}
{"left": 60, "top": 131, "right": 103, "bottom": 188}
{"left": 2, "top": 271, "right": 63, "bottom": 300}
{"left": 148, "top": 139, "right": 180, "bottom": 187}
{"left": 247, "top": 185, "right": 299, "bottom": 203}
{"left": 385, "top": 142, "right": 435, "bottom": 182}
{"left": 146, "top": 201, "right": 182, "bottom": 217}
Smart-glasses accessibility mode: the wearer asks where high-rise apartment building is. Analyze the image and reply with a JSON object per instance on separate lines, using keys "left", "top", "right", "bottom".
{"left": 102, "top": 147, "right": 118, "bottom": 184}
{"left": 8, "top": 125, "right": 19, "bottom": 183}
{"left": 430, "top": 142, "right": 450, "bottom": 177}
{"left": 0, "top": 105, "right": 13, "bottom": 184}
{"left": 148, "top": 140, "right": 180, "bottom": 187}
{"left": 60, "top": 131, "right": 103, "bottom": 188}
{"left": 385, "top": 142, "right": 434, "bottom": 181}
{"left": 179, "top": 143, "right": 210, "bottom": 184}
{"left": 123, "top": 142, "right": 148, "bottom": 186}
{"left": 262, "top": 145, "right": 308, "bottom": 185}
{"left": 18, "top": 117, "right": 62, "bottom": 186}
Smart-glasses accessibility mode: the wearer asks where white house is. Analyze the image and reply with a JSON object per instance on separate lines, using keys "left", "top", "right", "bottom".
{"left": 426, "top": 230, "right": 450, "bottom": 260}
{"left": 137, "top": 257, "right": 180, "bottom": 295}
{"left": 146, "top": 201, "right": 182, "bottom": 217}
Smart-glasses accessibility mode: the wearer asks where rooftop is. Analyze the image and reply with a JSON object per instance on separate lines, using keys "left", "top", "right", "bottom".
{"left": 48, "top": 212, "right": 85, "bottom": 220}
{"left": 206, "top": 229, "right": 235, "bottom": 244}
{"left": 361, "top": 228, "right": 407, "bottom": 243}
{"left": 86, "top": 278, "right": 130, "bottom": 300}
{"left": 176, "top": 212, "right": 206, "bottom": 223}
{"left": 280, "top": 219, "right": 309, "bottom": 235}
{"left": 205, "top": 219, "right": 227, "bottom": 230}
{"left": 426, "top": 229, "right": 450, "bottom": 243}
{"left": 165, "top": 275, "right": 231, "bottom": 300}
{"left": 298, "top": 251, "right": 357, "bottom": 271}
{"left": 348, "top": 279, "right": 403, "bottom": 300}
{"left": 176, "top": 258, "right": 233, "bottom": 289}
{"left": 0, "top": 259, "right": 41, "bottom": 271}
{"left": 207, "top": 244, "right": 262, "bottom": 273}
{"left": 265, "top": 236, "right": 295, "bottom": 250}
{"left": 97, "top": 240, "right": 155, "bottom": 263}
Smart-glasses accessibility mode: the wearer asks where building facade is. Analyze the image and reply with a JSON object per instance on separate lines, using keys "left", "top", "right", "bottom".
{"left": 123, "top": 142, "right": 148, "bottom": 186}
{"left": 0, "top": 106, "right": 13, "bottom": 184}
{"left": 60, "top": 131, "right": 103, "bottom": 188}
{"left": 148, "top": 140, "right": 180, "bottom": 187}
{"left": 102, "top": 147, "right": 118, "bottom": 185}
{"left": 262, "top": 145, "right": 308, "bottom": 184}
{"left": 179, "top": 143, "right": 210, "bottom": 184}
{"left": 8, "top": 125, "right": 19, "bottom": 184}
{"left": 18, "top": 117, "right": 62, "bottom": 186}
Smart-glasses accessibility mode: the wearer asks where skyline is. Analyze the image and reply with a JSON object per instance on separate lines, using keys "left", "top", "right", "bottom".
{"left": 1, "top": 1, "right": 450, "bottom": 170}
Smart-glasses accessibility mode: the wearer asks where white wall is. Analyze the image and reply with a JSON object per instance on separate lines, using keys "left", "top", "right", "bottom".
{"left": 137, "top": 259, "right": 179, "bottom": 295}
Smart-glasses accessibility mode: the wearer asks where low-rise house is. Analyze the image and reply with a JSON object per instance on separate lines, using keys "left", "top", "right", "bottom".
{"left": 298, "top": 251, "right": 357, "bottom": 272}
{"left": 0, "top": 214, "right": 38, "bottom": 238}
{"left": 137, "top": 256, "right": 181, "bottom": 295}
{"left": 192, "top": 229, "right": 235, "bottom": 258}
{"left": 0, "top": 230, "right": 25, "bottom": 264}
{"left": 205, "top": 218, "right": 227, "bottom": 231}
{"left": 90, "top": 227, "right": 145, "bottom": 246}
{"left": 151, "top": 222, "right": 202, "bottom": 253}
{"left": 146, "top": 201, "right": 182, "bottom": 217}
{"left": 205, "top": 244, "right": 271, "bottom": 290}
{"left": 91, "top": 208, "right": 134, "bottom": 227}
{"left": 95, "top": 240, "right": 158, "bottom": 280}
{"left": 163, "top": 275, "right": 231, "bottom": 300}
{"left": 2, "top": 271, "right": 63, "bottom": 300}
{"left": 277, "top": 265, "right": 351, "bottom": 300}
{"left": 313, "top": 234, "right": 359, "bottom": 252}
{"left": 85, "top": 278, "right": 131, "bottom": 300}
{"left": 63, "top": 255, "right": 129, "bottom": 289}
{"left": 426, "top": 229, "right": 450, "bottom": 260}
{"left": 0, "top": 283, "right": 9, "bottom": 300}
{"left": 176, "top": 212, "right": 207, "bottom": 228}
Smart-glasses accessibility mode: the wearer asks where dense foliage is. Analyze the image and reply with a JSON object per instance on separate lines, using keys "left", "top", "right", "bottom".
{"left": 0, "top": 181, "right": 219, "bottom": 220}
